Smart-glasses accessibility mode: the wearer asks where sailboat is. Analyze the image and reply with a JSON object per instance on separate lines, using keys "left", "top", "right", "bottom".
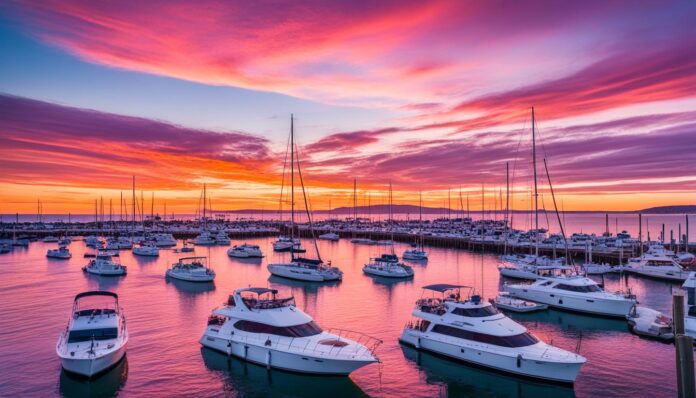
{"left": 499, "top": 108, "right": 564, "bottom": 279}
{"left": 267, "top": 115, "right": 343, "bottom": 282}
{"left": 403, "top": 191, "right": 428, "bottom": 260}
{"left": 194, "top": 184, "right": 216, "bottom": 246}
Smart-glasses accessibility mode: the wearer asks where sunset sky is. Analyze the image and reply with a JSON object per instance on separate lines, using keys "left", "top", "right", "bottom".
{"left": 1, "top": 1, "right": 695, "bottom": 214}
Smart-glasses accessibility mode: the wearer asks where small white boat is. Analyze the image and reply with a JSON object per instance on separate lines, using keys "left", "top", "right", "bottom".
{"left": 56, "top": 291, "right": 128, "bottom": 377}
{"left": 677, "top": 252, "right": 695, "bottom": 266}
{"left": 58, "top": 237, "right": 72, "bottom": 246}
{"left": 194, "top": 231, "right": 216, "bottom": 246}
{"left": 492, "top": 292, "right": 547, "bottom": 313}
{"left": 151, "top": 233, "right": 177, "bottom": 247}
{"left": 227, "top": 244, "right": 263, "bottom": 258}
{"left": 82, "top": 252, "right": 127, "bottom": 276}
{"left": 626, "top": 306, "right": 674, "bottom": 341}
{"left": 133, "top": 244, "right": 160, "bottom": 257}
{"left": 47, "top": 246, "right": 72, "bottom": 259}
{"left": 318, "top": 232, "right": 340, "bottom": 241}
{"left": 363, "top": 254, "right": 413, "bottom": 278}
{"left": 268, "top": 257, "right": 342, "bottom": 282}
{"left": 200, "top": 287, "right": 380, "bottom": 375}
{"left": 84, "top": 236, "right": 104, "bottom": 249}
{"left": 273, "top": 236, "right": 300, "bottom": 252}
{"left": 180, "top": 242, "right": 194, "bottom": 253}
{"left": 166, "top": 256, "right": 215, "bottom": 282}
{"left": 582, "top": 262, "right": 615, "bottom": 275}
{"left": 214, "top": 230, "right": 231, "bottom": 245}
{"left": 403, "top": 248, "right": 428, "bottom": 261}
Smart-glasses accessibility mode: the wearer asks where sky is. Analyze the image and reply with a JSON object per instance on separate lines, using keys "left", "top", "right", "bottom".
{"left": 1, "top": 0, "right": 695, "bottom": 214}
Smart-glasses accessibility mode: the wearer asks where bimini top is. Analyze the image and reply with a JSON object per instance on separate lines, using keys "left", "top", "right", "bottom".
{"left": 422, "top": 284, "right": 469, "bottom": 292}
{"left": 236, "top": 287, "right": 278, "bottom": 295}
{"left": 74, "top": 290, "right": 118, "bottom": 300}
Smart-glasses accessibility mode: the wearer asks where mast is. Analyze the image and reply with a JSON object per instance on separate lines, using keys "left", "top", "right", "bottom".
{"left": 290, "top": 115, "right": 295, "bottom": 260}
{"left": 532, "top": 107, "right": 539, "bottom": 258}
{"left": 353, "top": 178, "right": 357, "bottom": 221}
{"left": 505, "top": 162, "right": 510, "bottom": 255}
{"left": 132, "top": 176, "right": 135, "bottom": 235}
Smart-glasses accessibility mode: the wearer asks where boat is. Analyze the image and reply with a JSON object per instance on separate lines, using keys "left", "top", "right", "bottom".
{"left": 681, "top": 272, "right": 696, "bottom": 340}
{"left": 403, "top": 248, "right": 428, "bottom": 261}
{"left": 116, "top": 237, "right": 133, "bottom": 249}
{"left": 166, "top": 256, "right": 215, "bottom": 282}
{"left": 151, "top": 233, "right": 176, "bottom": 247}
{"left": 47, "top": 246, "right": 72, "bottom": 259}
{"left": 363, "top": 255, "right": 413, "bottom": 278}
{"left": 227, "top": 244, "right": 263, "bottom": 258}
{"left": 214, "top": 230, "right": 231, "bottom": 245}
{"left": 272, "top": 236, "right": 301, "bottom": 252}
{"left": 492, "top": 292, "right": 547, "bottom": 313}
{"left": 399, "top": 284, "right": 585, "bottom": 383}
{"left": 506, "top": 266, "right": 637, "bottom": 317}
{"left": 267, "top": 115, "right": 343, "bottom": 282}
{"left": 0, "top": 243, "right": 11, "bottom": 254}
{"left": 82, "top": 252, "right": 127, "bottom": 276}
{"left": 133, "top": 243, "right": 160, "bottom": 257}
{"left": 199, "top": 287, "right": 381, "bottom": 375}
{"left": 498, "top": 254, "right": 566, "bottom": 280}
{"left": 56, "top": 291, "right": 128, "bottom": 377}
{"left": 626, "top": 306, "right": 674, "bottom": 341}
{"left": 58, "top": 237, "right": 72, "bottom": 246}
{"left": 180, "top": 241, "right": 194, "bottom": 253}
{"left": 318, "top": 232, "right": 340, "bottom": 241}
{"left": 84, "top": 236, "right": 103, "bottom": 249}
{"left": 624, "top": 252, "right": 689, "bottom": 281}
{"left": 194, "top": 230, "right": 216, "bottom": 246}
{"left": 403, "top": 192, "right": 428, "bottom": 261}
{"left": 42, "top": 235, "right": 59, "bottom": 242}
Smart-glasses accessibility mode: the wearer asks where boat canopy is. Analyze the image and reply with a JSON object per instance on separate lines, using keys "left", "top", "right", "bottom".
{"left": 295, "top": 257, "right": 323, "bottom": 265}
{"left": 422, "top": 284, "right": 469, "bottom": 292}
{"left": 237, "top": 287, "right": 278, "bottom": 295}
{"left": 74, "top": 290, "right": 118, "bottom": 301}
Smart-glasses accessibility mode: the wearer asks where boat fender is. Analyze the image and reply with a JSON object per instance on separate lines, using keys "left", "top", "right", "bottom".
{"left": 517, "top": 354, "right": 522, "bottom": 368}
{"left": 266, "top": 351, "right": 271, "bottom": 370}
{"left": 244, "top": 345, "right": 249, "bottom": 359}
{"left": 558, "top": 299, "right": 563, "bottom": 305}
{"left": 416, "top": 337, "right": 420, "bottom": 349}
{"left": 265, "top": 338, "right": 272, "bottom": 347}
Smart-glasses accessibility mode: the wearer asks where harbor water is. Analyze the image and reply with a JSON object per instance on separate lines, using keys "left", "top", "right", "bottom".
{"left": 0, "top": 237, "right": 679, "bottom": 397}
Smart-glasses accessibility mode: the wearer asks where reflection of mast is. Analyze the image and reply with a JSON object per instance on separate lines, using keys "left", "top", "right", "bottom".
{"left": 532, "top": 107, "right": 539, "bottom": 258}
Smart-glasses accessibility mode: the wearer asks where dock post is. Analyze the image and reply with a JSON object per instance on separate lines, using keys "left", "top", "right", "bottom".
{"left": 686, "top": 215, "right": 690, "bottom": 253}
{"left": 673, "top": 290, "right": 695, "bottom": 398}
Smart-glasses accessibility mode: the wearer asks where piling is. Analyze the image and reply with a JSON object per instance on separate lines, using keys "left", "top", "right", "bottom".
{"left": 673, "top": 290, "right": 695, "bottom": 398}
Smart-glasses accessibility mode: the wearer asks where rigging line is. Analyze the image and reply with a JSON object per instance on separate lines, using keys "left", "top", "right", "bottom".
{"left": 278, "top": 130, "right": 292, "bottom": 221}
{"left": 293, "top": 141, "right": 322, "bottom": 262}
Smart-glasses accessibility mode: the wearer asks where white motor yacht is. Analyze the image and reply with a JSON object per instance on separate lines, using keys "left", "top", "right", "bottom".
{"left": 625, "top": 252, "right": 689, "bottom": 281}
{"left": 498, "top": 255, "right": 568, "bottom": 280}
{"left": 273, "top": 236, "right": 300, "bottom": 252}
{"left": 506, "top": 267, "right": 637, "bottom": 317}
{"left": 82, "top": 252, "right": 127, "bottom": 276}
{"left": 200, "top": 287, "right": 380, "bottom": 375}
{"left": 117, "top": 237, "right": 133, "bottom": 249}
{"left": 47, "top": 246, "right": 72, "bottom": 259}
{"left": 681, "top": 273, "right": 696, "bottom": 340}
{"left": 152, "top": 233, "right": 177, "bottom": 247}
{"left": 363, "top": 254, "right": 414, "bottom": 278}
{"left": 133, "top": 243, "right": 160, "bottom": 257}
{"left": 166, "top": 256, "right": 215, "bottom": 282}
{"left": 318, "top": 232, "right": 340, "bottom": 241}
{"left": 56, "top": 291, "right": 128, "bottom": 377}
{"left": 215, "top": 230, "right": 231, "bottom": 245}
{"left": 492, "top": 292, "right": 547, "bottom": 313}
{"left": 399, "top": 284, "right": 585, "bottom": 383}
{"left": 194, "top": 231, "right": 216, "bottom": 246}
{"left": 227, "top": 244, "right": 263, "bottom": 258}
{"left": 84, "top": 236, "right": 103, "bottom": 249}
{"left": 268, "top": 257, "right": 342, "bottom": 282}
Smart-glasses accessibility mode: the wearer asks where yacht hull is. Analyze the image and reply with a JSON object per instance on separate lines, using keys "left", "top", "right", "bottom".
{"left": 267, "top": 265, "right": 338, "bottom": 282}
{"left": 166, "top": 270, "right": 214, "bottom": 282}
{"left": 199, "top": 335, "right": 373, "bottom": 375}
{"left": 363, "top": 267, "right": 413, "bottom": 278}
{"left": 499, "top": 268, "right": 539, "bottom": 280}
{"left": 506, "top": 286, "right": 635, "bottom": 317}
{"left": 399, "top": 330, "right": 582, "bottom": 384}
{"left": 626, "top": 268, "right": 688, "bottom": 282}
{"left": 83, "top": 267, "right": 126, "bottom": 276}
{"left": 59, "top": 343, "right": 127, "bottom": 378}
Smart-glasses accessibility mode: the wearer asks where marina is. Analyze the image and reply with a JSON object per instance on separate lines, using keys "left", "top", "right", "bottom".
{"left": 0, "top": 233, "right": 688, "bottom": 397}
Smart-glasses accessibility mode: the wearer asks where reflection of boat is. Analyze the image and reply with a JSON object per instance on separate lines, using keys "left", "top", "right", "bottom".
{"left": 59, "top": 355, "right": 128, "bottom": 397}
{"left": 400, "top": 345, "right": 576, "bottom": 398}
{"left": 200, "top": 348, "right": 369, "bottom": 397}
{"left": 56, "top": 291, "right": 128, "bottom": 377}
{"left": 400, "top": 284, "right": 585, "bottom": 383}
{"left": 507, "top": 307, "right": 628, "bottom": 332}
{"left": 268, "top": 275, "right": 340, "bottom": 293}
{"left": 167, "top": 277, "right": 216, "bottom": 295}
{"left": 200, "top": 287, "right": 380, "bottom": 375}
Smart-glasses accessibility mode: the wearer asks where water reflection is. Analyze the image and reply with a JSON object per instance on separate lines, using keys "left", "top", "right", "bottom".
{"left": 400, "top": 345, "right": 575, "bottom": 398}
{"left": 166, "top": 277, "right": 216, "bottom": 295}
{"left": 86, "top": 275, "right": 124, "bottom": 291}
{"left": 509, "top": 309, "right": 628, "bottom": 333}
{"left": 201, "top": 348, "right": 368, "bottom": 397}
{"left": 228, "top": 256, "right": 264, "bottom": 265}
{"left": 59, "top": 356, "right": 128, "bottom": 398}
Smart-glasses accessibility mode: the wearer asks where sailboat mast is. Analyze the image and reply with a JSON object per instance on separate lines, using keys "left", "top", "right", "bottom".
{"left": 353, "top": 178, "right": 357, "bottom": 221}
{"left": 290, "top": 115, "right": 295, "bottom": 259}
{"left": 532, "top": 107, "right": 539, "bottom": 258}
{"left": 131, "top": 176, "right": 135, "bottom": 235}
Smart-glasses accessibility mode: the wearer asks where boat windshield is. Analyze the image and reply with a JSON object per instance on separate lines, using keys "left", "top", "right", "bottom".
{"left": 68, "top": 327, "right": 118, "bottom": 343}
{"left": 431, "top": 324, "right": 538, "bottom": 347}
{"left": 233, "top": 320, "right": 322, "bottom": 337}
{"left": 451, "top": 305, "right": 499, "bottom": 317}
{"left": 555, "top": 283, "right": 602, "bottom": 293}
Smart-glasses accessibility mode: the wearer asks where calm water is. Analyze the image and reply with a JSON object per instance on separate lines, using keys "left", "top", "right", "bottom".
{"left": 0, "top": 238, "right": 680, "bottom": 397}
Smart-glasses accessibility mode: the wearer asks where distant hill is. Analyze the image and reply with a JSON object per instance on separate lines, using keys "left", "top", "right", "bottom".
{"left": 638, "top": 205, "right": 696, "bottom": 214}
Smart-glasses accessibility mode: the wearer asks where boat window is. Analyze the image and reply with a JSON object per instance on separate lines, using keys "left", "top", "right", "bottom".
{"left": 540, "top": 281, "right": 554, "bottom": 286}
{"left": 555, "top": 284, "right": 601, "bottom": 293}
{"left": 68, "top": 327, "right": 118, "bottom": 343}
{"left": 233, "top": 320, "right": 323, "bottom": 337}
{"left": 431, "top": 324, "right": 538, "bottom": 347}
{"left": 451, "top": 306, "right": 499, "bottom": 317}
